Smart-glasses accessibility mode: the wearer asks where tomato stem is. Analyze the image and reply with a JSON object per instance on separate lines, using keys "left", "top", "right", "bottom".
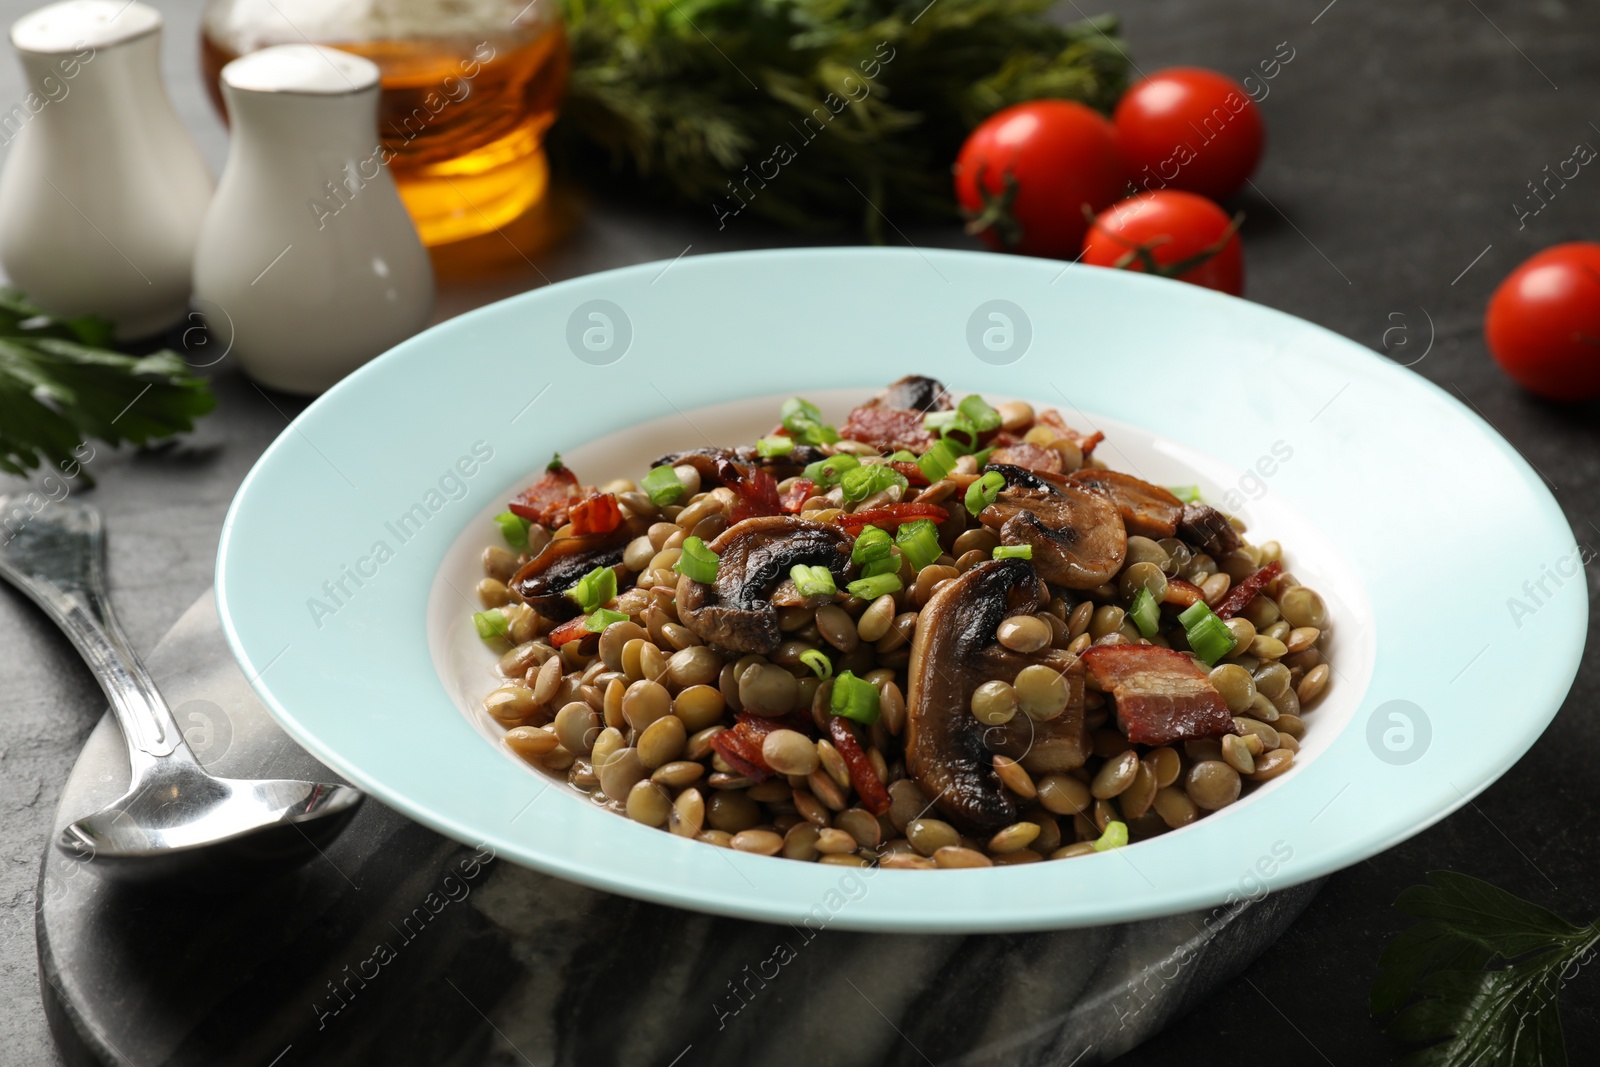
{"left": 961, "top": 164, "right": 1025, "bottom": 249}
{"left": 1083, "top": 205, "right": 1245, "bottom": 280}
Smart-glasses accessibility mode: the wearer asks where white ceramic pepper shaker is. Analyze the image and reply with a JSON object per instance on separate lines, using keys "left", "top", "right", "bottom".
{"left": 0, "top": 1, "right": 214, "bottom": 339}
{"left": 193, "top": 44, "right": 433, "bottom": 395}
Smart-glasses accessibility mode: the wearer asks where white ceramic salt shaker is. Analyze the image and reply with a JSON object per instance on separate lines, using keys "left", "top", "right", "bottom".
{"left": 0, "top": 1, "right": 214, "bottom": 339}
{"left": 193, "top": 44, "right": 433, "bottom": 395}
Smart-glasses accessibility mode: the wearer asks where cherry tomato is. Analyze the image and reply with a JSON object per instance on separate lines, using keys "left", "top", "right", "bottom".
{"left": 1113, "top": 68, "right": 1264, "bottom": 202}
{"left": 1485, "top": 243, "right": 1600, "bottom": 401}
{"left": 954, "top": 100, "right": 1126, "bottom": 258}
{"left": 1081, "top": 191, "right": 1244, "bottom": 295}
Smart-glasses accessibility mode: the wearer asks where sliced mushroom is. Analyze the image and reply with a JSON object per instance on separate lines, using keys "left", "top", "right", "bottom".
{"left": 510, "top": 515, "right": 650, "bottom": 620}
{"left": 651, "top": 445, "right": 825, "bottom": 487}
{"left": 1080, "top": 645, "right": 1237, "bottom": 746}
{"left": 977, "top": 464, "right": 1127, "bottom": 589}
{"left": 675, "top": 516, "right": 853, "bottom": 654}
{"left": 1178, "top": 501, "right": 1242, "bottom": 558}
{"left": 906, "top": 557, "right": 1087, "bottom": 834}
{"left": 877, "top": 374, "right": 952, "bottom": 412}
{"left": 1069, "top": 469, "right": 1185, "bottom": 539}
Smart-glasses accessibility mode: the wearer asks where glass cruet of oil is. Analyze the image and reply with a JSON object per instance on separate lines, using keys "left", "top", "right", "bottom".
{"left": 199, "top": 0, "right": 567, "bottom": 247}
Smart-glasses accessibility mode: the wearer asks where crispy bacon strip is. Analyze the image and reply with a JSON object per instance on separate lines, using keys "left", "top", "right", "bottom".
{"left": 1213, "top": 561, "right": 1283, "bottom": 620}
{"left": 710, "top": 728, "right": 771, "bottom": 782}
{"left": 1081, "top": 645, "right": 1237, "bottom": 747}
{"left": 1164, "top": 578, "right": 1206, "bottom": 608}
{"left": 508, "top": 462, "right": 582, "bottom": 527}
{"left": 779, "top": 477, "right": 815, "bottom": 514}
{"left": 569, "top": 492, "right": 624, "bottom": 536}
{"left": 889, "top": 460, "right": 931, "bottom": 487}
{"left": 717, "top": 459, "right": 782, "bottom": 523}
{"left": 829, "top": 716, "right": 892, "bottom": 815}
{"left": 834, "top": 503, "right": 950, "bottom": 531}
{"left": 839, "top": 406, "right": 937, "bottom": 453}
{"left": 547, "top": 615, "right": 592, "bottom": 647}
{"left": 988, "top": 441, "right": 1063, "bottom": 475}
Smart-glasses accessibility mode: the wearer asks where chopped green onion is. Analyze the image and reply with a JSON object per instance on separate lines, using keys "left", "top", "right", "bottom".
{"left": 925, "top": 409, "right": 980, "bottom": 453}
{"left": 674, "top": 536, "right": 720, "bottom": 584}
{"left": 830, "top": 669, "right": 881, "bottom": 725}
{"left": 965, "top": 470, "right": 1006, "bottom": 515}
{"left": 546, "top": 452, "right": 564, "bottom": 471}
{"left": 860, "top": 552, "right": 900, "bottom": 579}
{"left": 756, "top": 435, "right": 794, "bottom": 457}
{"left": 957, "top": 394, "right": 1002, "bottom": 433}
{"left": 1169, "top": 485, "right": 1202, "bottom": 503}
{"left": 917, "top": 439, "right": 961, "bottom": 483}
{"left": 1128, "top": 587, "right": 1160, "bottom": 638}
{"left": 992, "top": 544, "right": 1033, "bottom": 560}
{"left": 493, "top": 510, "right": 532, "bottom": 548}
{"left": 851, "top": 525, "right": 893, "bottom": 565}
{"left": 799, "top": 649, "right": 833, "bottom": 679}
{"left": 1093, "top": 820, "right": 1129, "bottom": 851}
{"left": 971, "top": 445, "right": 995, "bottom": 468}
{"left": 640, "top": 464, "right": 688, "bottom": 506}
{"left": 1178, "top": 601, "right": 1236, "bottom": 665}
{"left": 790, "top": 564, "right": 837, "bottom": 597}
{"left": 585, "top": 607, "right": 630, "bottom": 632}
{"left": 473, "top": 609, "right": 511, "bottom": 640}
{"left": 840, "top": 462, "right": 908, "bottom": 503}
{"left": 568, "top": 565, "right": 618, "bottom": 614}
{"left": 802, "top": 453, "right": 860, "bottom": 487}
{"left": 781, "top": 397, "right": 839, "bottom": 445}
{"left": 887, "top": 449, "right": 918, "bottom": 462}
{"left": 895, "top": 519, "right": 942, "bottom": 571}
{"left": 847, "top": 572, "right": 903, "bottom": 599}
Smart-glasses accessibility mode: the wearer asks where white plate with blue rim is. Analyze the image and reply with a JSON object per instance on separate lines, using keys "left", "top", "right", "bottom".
{"left": 216, "top": 247, "right": 1584, "bottom": 933}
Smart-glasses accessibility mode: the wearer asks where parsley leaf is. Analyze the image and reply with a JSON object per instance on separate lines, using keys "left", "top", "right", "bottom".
{"left": 0, "top": 288, "right": 215, "bottom": 483}
{"left": 1373, "top": 871, "right": 1600, "bottom": 1066}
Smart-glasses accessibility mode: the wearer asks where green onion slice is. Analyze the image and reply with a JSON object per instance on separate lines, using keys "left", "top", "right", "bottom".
{"left": 802, "top": 453, "right": 860, "bottom": 487}
{"left": 1128, "top": 587, "right": 1160, "bottom": 638}
{"left": 568, "top": 565, "right": 618, "bottom": 614}
{"left": 830, "top": 669, "right": 881, "bottom": 725}
{"left": 799, "top": 649, "right": 833, "bottom": 679}
{"left": 640, "top": 464, "right": 688, "bottom": 506}
{"left": 674, "top": 536, "right": 720, "bottom": 584}
{"left": 472, "top": 609, "right": 511, "bottom": 640}
{"left": 493, "top": 510, "right": 531, "bottom": 548}
{"left": 957, "top": 394, "right": 1003, "bottom": 433}
{"left": 1178, "top": 600, "right": 1236, "bottom": 665}
{"left": 925, "top": 409, "right": 980, "bottom": 453}
{"left": 965, "top": 471, "right": 1007, "bottom": 516}
{"left": 781, "top": 397, "right": 840, "bottom": 445}
{"left": 840, "top": 463, "right": 908, "bottom": 503}
{"left": 790, "top": 563, "right": 837, "bottom": 598}
{"left": 756, "top": 435, "right": 794, "bottom": 457}
{"left": 895, "top": 519, "right": 942, "bottom": 572}
{"left": 846, "top": 572, "right": 903, "bottom": 600}
{"left": 851, "top": 524, "right": 893, "bottom": 566}
{"left": 1093, "top": 820, "right": 1129, "bottom": 851}
{"left": 992, "top": 544, "right": 1032, "bottom": 560}
{"left": 585, "top": 607, "right": 630, "bottom": 632}
{"left": 917, "top": 439, "right": 961, "bottom": 483}
{"left": 1169, "top": 485, "right": 1202, "bottom": 503}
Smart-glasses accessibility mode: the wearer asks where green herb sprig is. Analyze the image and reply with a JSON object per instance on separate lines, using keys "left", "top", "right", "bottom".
{"left": 557, "top": 0, "right": 1131, "bottom": 236}
{"left": 1373, "top": 871, "right": 1600, "bottom": 1066}
{"left": 0, "top": 289, "right": 215, "bottom": 484}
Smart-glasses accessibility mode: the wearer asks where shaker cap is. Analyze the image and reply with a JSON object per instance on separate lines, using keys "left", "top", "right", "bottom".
{"left": 222, "top": 43, "right": 380, "bottom": 96}
{"left": 11, "top": 0, "right": 160, "bottom": 53}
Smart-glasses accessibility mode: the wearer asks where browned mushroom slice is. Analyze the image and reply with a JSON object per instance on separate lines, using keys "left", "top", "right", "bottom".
{"left": 1178, "top": 501, "right": 1242, "bottom": 558}
{"left": 1068, "top": 469, "right": 1185, "bottom": 539}
{"left": 906, "top": 557, "right": 1087, "bottom": 834}
{"left": 675, "top": 516, "right": 853, "bottom": 654}
{"left": 510, "top": 515, "right": 650, "bottom": 620}
{"left": 651, "top": 445, "right": 825, "bottom": 487}
{"left": 977, "top": 464, "right": 1127, "bottom": 589}
{"left": 877, "top": 375, "right": 952, "bottom": 412}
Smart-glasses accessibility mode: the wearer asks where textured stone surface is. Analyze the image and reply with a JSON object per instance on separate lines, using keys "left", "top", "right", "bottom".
{"left": 3, "top": 0, "right": 1599, "bottom": 1063}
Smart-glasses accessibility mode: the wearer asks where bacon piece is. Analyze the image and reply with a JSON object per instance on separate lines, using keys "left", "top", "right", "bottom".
{"left": 1081, "top": 645, "right": 1237, "bottom": 747}
{"left": 1068, "top": 469, "right": 1184, "bottom": 539}
{"left": 839, "top": 405, "right": 937, "bottom": 453}
{"left": 1036, "top": 409, "right": 1104, "bottom": 456}
{"left": 717, "top": 459, "right": 782, "bottom": 523}
{"left": 569, "top": 492, "right": 624, "bottom": 536}
{"left": 779, "top": 478, "right": 816, "bottom": 514}
{"left": 1213, "top": 561, "right": 1283, "bottom": 620}
{"left": 710, "top": 727, "right": 772, "bottom": 782}
{"left": 829, "top": 716, "right": 892, "bottom": 815}
{"left": 547, "top": 615, "right": 592, "bottom": 647}
{"left": 508, "top": 462, "right": 582, "bottom": 528}
{"left": 988, "top": 441, "right": 1063, "bottom": 476}
{"left": 889, "top": 460, "right": 931, "bottom": 487}
{"left": 1164, "top": 578, "right": 1206, "bottom": 608}
{"left": 834, "top": 502, "right": 949, "bottom": 531}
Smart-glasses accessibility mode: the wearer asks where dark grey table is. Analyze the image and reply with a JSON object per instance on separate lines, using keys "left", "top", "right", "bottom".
{"left": 3, "top": 0, "right": 1597, "bottom": 1063}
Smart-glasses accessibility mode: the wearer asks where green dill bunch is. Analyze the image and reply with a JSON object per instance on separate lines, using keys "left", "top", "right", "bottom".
{"left": 555, "top": 0, "right": 1131, "bottom": 234}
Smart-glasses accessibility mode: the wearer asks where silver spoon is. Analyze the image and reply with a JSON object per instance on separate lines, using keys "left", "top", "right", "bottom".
{"left": 0, "top": 494, "right": 361, "bottom": 885}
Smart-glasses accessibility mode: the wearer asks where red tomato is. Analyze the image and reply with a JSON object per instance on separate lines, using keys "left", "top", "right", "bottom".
{"left": 1114, "top": 68, "right": 1264, "bottom": 201}
{"left": 954, "top": 100, "right": 1126, "bottom": 258}
{"left": 1081, "top": 191, "right": 1244, "bottom": 295}
{"left": 1485, "top": 243, "right": 1600, "bottom": 401}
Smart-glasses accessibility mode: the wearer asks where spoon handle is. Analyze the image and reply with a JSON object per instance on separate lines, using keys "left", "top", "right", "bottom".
{"left": 0, "top": 495, "right": 191, "bottom": 771}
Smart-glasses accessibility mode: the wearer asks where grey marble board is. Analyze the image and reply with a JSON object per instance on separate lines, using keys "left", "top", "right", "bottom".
{"left": 36, "top": 592, "right": 1321, "bottom": 1066}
